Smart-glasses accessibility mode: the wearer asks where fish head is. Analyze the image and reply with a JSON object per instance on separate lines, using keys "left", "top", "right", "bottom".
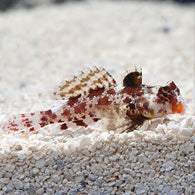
{"left": 156, "top": 81, "right": 185, "bottom": 114}
{"left": 133, "top": 81, "right": 185, "bottom": 119}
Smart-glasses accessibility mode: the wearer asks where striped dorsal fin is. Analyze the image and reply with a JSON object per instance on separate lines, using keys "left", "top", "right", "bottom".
{"left": 53, "top": 66, "right": 116, "bottom": 100}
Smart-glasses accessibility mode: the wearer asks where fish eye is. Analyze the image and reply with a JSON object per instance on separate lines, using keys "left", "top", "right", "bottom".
{"left": 157, "top": 87, "right": 173, "bottom": 101}
{"left": 162, "top": 91, "right": 172, "bottom": 100}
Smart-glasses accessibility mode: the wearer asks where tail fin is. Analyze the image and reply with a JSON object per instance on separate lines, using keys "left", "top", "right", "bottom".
{"left": 2, "top": 109, "right": 58, "bottom": 133}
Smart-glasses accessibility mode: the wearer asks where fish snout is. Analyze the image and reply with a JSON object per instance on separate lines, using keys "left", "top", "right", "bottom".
{"left": 172, "top": 101, "right": 186, "bottom": 114}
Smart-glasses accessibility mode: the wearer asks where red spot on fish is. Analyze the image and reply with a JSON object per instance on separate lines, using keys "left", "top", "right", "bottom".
{"left": 29, "top": 127, "right": 35, "bottom": 132}
{"left": 73, "top": 120, "right": 88, "bottom": 127}
{"left": 81, "top": 115, "right": 86, "bottom": 119}
{"left": 60, "top": 123, "right": 68, "bottom": 130}
{"left": 39, "top": 122, "right": 46, "bottom": 127}
{"left": 25, "top": 121, "right": 32, "bottom": 127}
{"left": 68, "top": 95, "right": 81, "bottom": 106}
{"left": 88, "top": 88, "right": 104, "bottom": 99}
{"left": 93, "top": 118, "right": 99, "bottom": 122}
{"left": 89, "top": 112, "right": 95, "bottom": 117}
{"left": 45, "top": 110, "right": 57, "bottom": 119}
{"left": 10, "top": 123, "right": 18, "bottom": 127}
{"left": 41, "top": 116, "right": 47, "bottom": 121}
{"left": 74, "top": 102, "right": 86, "bottom": 114}
{"left": 61, "top": 109, "right": 70, "bottom": 117}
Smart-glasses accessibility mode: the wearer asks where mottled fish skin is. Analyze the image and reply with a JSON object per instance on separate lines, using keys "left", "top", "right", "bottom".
{"left": 2, "top": 67, "right": 185, "bottom": 133}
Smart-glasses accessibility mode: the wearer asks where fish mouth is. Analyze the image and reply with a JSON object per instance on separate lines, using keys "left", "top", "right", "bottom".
{"left": 172, "top": 102, "right": 185, "bottom": 114}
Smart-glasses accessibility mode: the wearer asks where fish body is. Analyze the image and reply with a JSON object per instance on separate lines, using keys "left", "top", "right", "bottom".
{"left": 2, "top": 67, "right": 185, "bottom": 133}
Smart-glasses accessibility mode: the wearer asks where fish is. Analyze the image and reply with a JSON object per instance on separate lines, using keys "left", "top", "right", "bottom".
{"left": 2, "top": 66, "right": 185, "bottom": 133}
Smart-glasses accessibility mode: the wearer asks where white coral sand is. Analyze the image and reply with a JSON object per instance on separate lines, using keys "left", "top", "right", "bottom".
{"left": 0, "top": 1, "right": 194, "bottom": 194}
